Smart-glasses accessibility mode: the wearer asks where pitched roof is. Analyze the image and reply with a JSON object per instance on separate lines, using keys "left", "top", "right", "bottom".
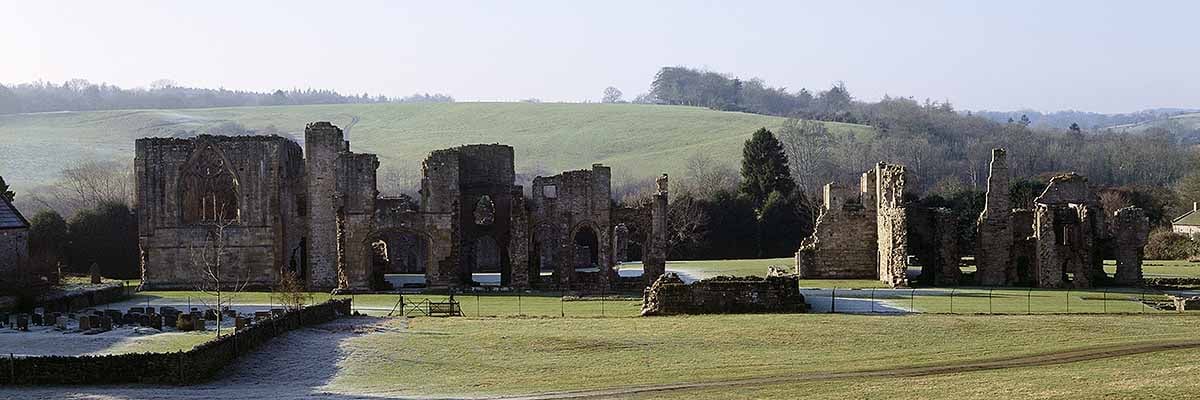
{"left": 0, "top": 197, "right": 29, "bottom": 229}
{"left": 1173, "top": 209, "right": 1200, "bottom": 227}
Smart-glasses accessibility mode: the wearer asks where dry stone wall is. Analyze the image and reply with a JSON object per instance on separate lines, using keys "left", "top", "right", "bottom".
{"left": 0, "top": 299, "right": 351, "bottom": 385}
{"left": 640, "top": 273, "right": 806, "bottom": 316}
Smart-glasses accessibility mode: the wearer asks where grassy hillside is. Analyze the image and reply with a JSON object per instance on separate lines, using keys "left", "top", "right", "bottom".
{"left": 0, "top": 102, "right": 873, "bottom": 191}
{"left": 1106, "top": 111, "right": 1200, "bottom": 132}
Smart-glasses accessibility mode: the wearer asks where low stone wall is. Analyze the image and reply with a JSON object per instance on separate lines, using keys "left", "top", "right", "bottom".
{"left": 33, "top": 283, "right": 130, "bottom": 313}
{"left": 640, "top": 273, "right": 806, "bottom": 316}
{"left": 0, "top": 299, "right": 352, "bottom": 385}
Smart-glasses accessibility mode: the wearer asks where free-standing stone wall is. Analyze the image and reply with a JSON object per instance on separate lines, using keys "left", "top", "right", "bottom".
{"left": 976, "top": 148, "right": 1012, "bottom": 286}
{"left": 640, "top": 272, "right": 806, "bottom": 316}
{"left": 795, "top": 183, "right": 877, "bottom": 278}
{"left": 876, "top": 162, "right": 910, "bottom": 287}
{"left": 1112, "top": 206, "right": 1150, "bottom": 285}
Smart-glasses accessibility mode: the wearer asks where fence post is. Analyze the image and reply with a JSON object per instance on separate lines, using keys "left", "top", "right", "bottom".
{"left": 1103, "top": 288, "right": 1108, "bottom": 314}
{"left": 950, "top": 289, "right": 955, "bottom": 314}
{"left": 601, "top": 289, "right": 606, "bottom": 317}
{"left": 1066, "top": 288, "right": 1070, "bottom": 313}
{"left": 518, "top": 293, "right": 522, "bottom": 316}
{"left": 1141, "top": 288, "right": 1145, "bottom": 313}
{"left": 1027, "top": 288, "right": 1032, "bottom": 315}
{"left": 870, "top": 288, "right": 876, "bottom": 313}
{"left": 561, "top": 289, "right": 565, "bottom": 317}
{"left": 476, "top": 294, "right": 481, "bottom": 317}
{"left": 830, "top": 287, "right": 836, "bottom": 313}
{"left": 910, "top": 289, "right": 915, "bottom": 312}
{"left": 989, "top": 288, "right": 993, "bottom": 314}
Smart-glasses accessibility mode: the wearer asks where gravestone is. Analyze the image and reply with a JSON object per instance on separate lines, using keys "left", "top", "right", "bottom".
{"left": 194, "top": 317, "right": 206, "bottom": 331}
{"left": 90, "top": 262, "right": 101, "bottom": 284}
{"left": 148, "top": 315, "right": 163, "bottom": 330}
{"left": 163, "top": 312, "right": 178, "bottom": 329}
{"left": 31, "top": 313, "right": 43, "bottom": 326}
{"left": 176, "top": 314, "right": 194, "bottom": 331}
{"left": 16, "top": 314, "right": 30, "bottom": 331}
{"left": 129, "top": 307, "right": 146, "bottom": 315}
{"left": 78, "top": 314, "right": 92, "bottom": 331}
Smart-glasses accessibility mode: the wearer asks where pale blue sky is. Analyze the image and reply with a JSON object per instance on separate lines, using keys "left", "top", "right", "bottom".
{"left": 2, "top": 0, "right": 1196, "bottom": 113}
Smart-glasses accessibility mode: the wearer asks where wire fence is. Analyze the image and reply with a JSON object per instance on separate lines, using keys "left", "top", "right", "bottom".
{"left": 812, "top": 287, "right": 1195, "bottom": 314}
{"left": 123, "top": 286, "right": 1196, "bottom": 319}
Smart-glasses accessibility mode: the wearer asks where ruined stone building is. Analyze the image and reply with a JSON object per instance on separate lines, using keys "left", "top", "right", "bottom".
{"left": 797, "top": 148, "right": 1150, "bottom": 289}
{"left": 137, "top": 122, "right": 666, "bottom": 293}
{"left": 0, "top": 196, "right": 30, "bottom": 281}
{"left": 374, "top": 146, "right": 667, "bottom": 291}
{"left": 136, "top": 122, "right": 377, "bottom": 291}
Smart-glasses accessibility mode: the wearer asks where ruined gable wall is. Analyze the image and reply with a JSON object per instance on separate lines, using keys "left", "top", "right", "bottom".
{"left": 137, "top": 135, "right": 302, "bottom": 289}
{"left": 419, "top": 149, "right": 463, "bottom": 288}
{"left": 795, "top": 183, "right": 877, "bottom": 279}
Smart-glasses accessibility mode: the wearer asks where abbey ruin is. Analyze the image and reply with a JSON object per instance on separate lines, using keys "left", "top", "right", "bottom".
{"left": 797, "top": 148, "right": 1152, "bottom": 288}
{"left": 136, "top": 122, "right": 666, "bottom": 292}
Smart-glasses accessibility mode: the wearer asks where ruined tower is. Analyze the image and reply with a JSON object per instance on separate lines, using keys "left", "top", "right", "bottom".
{"left": 976, "top": 148, "right": 1012, "bottom": 286}
{"left": 875, "top": 162, "right": 909, "bottom": 287}
{"left": 644, "top": 173, "right": 669, "bottom": 283}
{"left": 1111, "top": 206, "right": 1150, "bottom": 285}
{"left": 305, "top": 122, "right": 345, "bottom": 290}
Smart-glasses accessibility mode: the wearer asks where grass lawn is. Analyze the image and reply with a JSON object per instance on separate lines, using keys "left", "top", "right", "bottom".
{"left": 98, "top": 330, "right": 218, "bottom": 355}
{"left": 634, "top": 346, "right": 1200, "bottom": 399}
{"left": 325, "top": 314, "right": 1200, "bottom": 397}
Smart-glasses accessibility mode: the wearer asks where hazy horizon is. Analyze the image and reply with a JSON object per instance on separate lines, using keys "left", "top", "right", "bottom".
{"left": 3, "top": 0, "right": 1198, "bottom": 114}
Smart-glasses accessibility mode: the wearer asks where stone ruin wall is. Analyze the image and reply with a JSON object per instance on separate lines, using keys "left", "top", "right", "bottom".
{"left": 640, "top": 272, "right": 806, "bottom": 316}
{"left": 1112, "top": 206, "right": 1150, "bottom": 285}
{"left": 795, "top": 182, "right": 877, "bottom": 279}
{"left": 875, "top": 162, "right": 910, "bottom": 287}
{"left": 530, "top": 164, "right": 614, "bottom": 291}
{"left": 976, "top": 148, "right": 1013, "bottom": 286}
{"left": 136, "top": 135, "right": 306, "bottom": 290}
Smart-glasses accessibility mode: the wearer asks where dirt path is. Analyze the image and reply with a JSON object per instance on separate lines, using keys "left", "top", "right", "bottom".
{"left": 488, "top": 339, "right": 1200, "bottom": 400}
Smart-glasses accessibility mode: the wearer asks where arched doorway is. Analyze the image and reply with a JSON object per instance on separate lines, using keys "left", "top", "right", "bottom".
{"left": 573, "top": 225, "right": 599, "bottom": 272}
{"left": 372, "top": 229, "right": 432, "bottom": 289}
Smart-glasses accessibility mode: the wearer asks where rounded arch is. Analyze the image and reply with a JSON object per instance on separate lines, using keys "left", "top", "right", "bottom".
{"left": 366, "top": 226, "right": 435, "bottom": 275}
{"left": 570, "top": 221, "right": 602, "bottom": 272}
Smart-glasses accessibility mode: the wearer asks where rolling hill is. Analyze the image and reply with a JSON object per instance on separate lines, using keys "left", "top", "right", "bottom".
{"left": 0, "top": 102, "right": 873, "bottom": 192}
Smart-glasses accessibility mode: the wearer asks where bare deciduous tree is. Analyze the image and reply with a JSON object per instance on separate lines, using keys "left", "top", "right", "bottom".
{"left": 682, "top": 152, "right": 738, "bottom": 199}
{"left": 777, "top": 118, "right": 832, "bottom": 195}
{"left": 190, "top": 214, "right": 249, "bottom": 337}
{"left": 667, "top": 194, "right": 709, "bottom": 258}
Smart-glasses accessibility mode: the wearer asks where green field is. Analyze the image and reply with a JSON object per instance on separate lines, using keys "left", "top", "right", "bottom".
{"left": 1107, "top": 111, "right": 1200, "bottom": 132}
{"left": 324, "top": 314, "right": 1200, "bottom": 398}
{"left": 0, "top": 102, "right": 873, "bottom": 191}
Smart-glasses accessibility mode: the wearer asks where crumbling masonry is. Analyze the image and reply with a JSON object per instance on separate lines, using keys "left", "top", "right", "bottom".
{"left": 136, "top": 122, "right": 666, "bottom": 292}
{"left": 796, "top": 148, "right": 1151, "bottom": 288}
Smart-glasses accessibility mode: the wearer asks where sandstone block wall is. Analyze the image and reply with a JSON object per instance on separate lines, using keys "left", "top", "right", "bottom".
{"left": 530, "top": 164, "right": 614, "bottom": 291}
{"left": 976, "top": 148, "right": 1012, "bottom": 285}
{"left": 1112, "top": 206, "right": 1150, "bottom": 285}
{"left": 136, "top": 135, "right": 305, "bottom": 290}
{"left": 640, "top": 273, "right": 806, "bottom": 316}
{"left": 796, "top": 183, "right": 877, "bottom": 279}
{"left": 304, "top": 122, "right": 344, "bottom": 290}
{"left": 876, "top": 162, "right": 910, "bottom": 287}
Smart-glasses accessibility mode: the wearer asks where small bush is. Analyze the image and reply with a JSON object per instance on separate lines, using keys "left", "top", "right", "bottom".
{"left": 1145, "top": 229, "right": 1197, "bottom": 260}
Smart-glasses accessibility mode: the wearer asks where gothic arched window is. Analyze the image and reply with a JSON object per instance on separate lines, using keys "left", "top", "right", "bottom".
{"left": 181, "top": 145, "right": 239, "bottom": 224}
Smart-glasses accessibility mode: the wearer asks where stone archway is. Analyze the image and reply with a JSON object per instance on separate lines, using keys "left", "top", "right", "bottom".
{"left": 571, "top": 224, "right": 600, "bottom": 272}
{"left": 367, "top": 227, "right": 434, "bottom": 289}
